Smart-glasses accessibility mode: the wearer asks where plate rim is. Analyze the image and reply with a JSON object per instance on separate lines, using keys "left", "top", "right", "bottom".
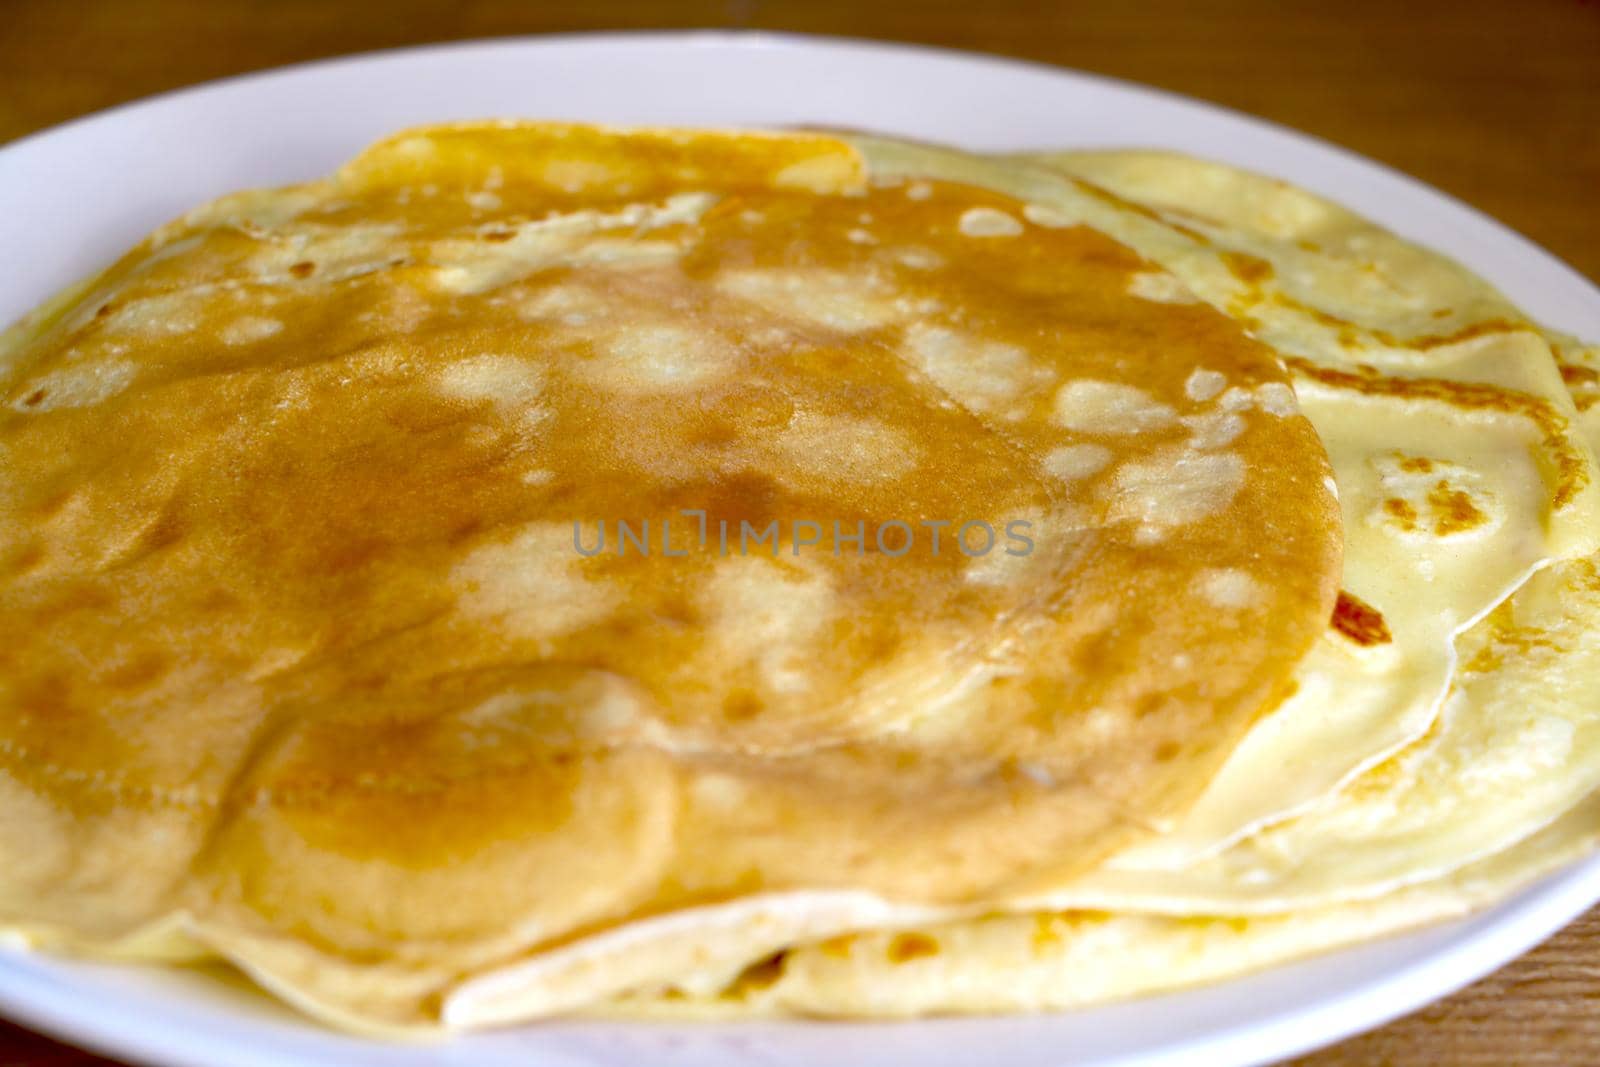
{"left": 5, "top": 28, "right": 1595, "bottom": 299}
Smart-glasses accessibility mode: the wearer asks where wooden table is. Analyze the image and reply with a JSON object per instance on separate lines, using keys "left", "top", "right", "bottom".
{"left": 1, "top": 1, "right": 1596, "bottom": 1063}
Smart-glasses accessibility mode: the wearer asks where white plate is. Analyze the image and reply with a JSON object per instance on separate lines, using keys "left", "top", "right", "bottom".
{"left": 2, "top": 31, "right": 1598, "bottom": 1067}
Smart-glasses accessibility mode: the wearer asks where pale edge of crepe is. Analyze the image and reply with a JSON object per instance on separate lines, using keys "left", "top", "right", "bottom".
{"left": 594, "top": 790, "right": 1600, "bottom": 1019}
{"left": 990, "top": 145, "right": 1600, "bottom": 867}
{"left": 1101, "top": 378, "right": 1553, "bottom": 867}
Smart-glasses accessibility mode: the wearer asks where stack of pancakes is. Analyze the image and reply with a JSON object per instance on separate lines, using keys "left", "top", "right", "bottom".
{"left": 1, "top": 123, "right": 1596, "bottom": 1031}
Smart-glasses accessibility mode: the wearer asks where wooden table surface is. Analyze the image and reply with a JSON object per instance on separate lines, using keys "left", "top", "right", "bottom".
{"left": 1, "top": 1, "right": 1596, "bottom": 1063}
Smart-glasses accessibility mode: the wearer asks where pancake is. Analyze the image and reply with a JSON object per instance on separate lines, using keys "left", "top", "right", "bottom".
{"left": 0, "top": 125, "right": 1341, "bottom": 1029}
{"left": 604, "top": 791, "right": 1600, "bottom": 1019}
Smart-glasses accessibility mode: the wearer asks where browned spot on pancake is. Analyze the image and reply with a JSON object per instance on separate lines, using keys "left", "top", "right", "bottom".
{"left": 729, "top": 952, "right": 788, "bottom": 993}
{"left": 15, "top": 669, "right": 69, "bottom": 716}
{"left": 1462, "top": 602, "right": 1562, "bottom": 675}
{"left": 1561, "top": 361, "right": 1600, "bottom": 412}
{"left": 1297, "top": 239, "right": 1322, "bottom": 253}
{"left": 446, "top": 516, "right": 484, "bottom": 546}
{"left": 1030, "top": 911, "right": 1112, "bottom": 952}
{"left": 1153, "top": 739, "right": 1182, "bottom": 762}
{"left": 1560, "top": 362, "right": 1598, "bottom": 387}
{"left": 199, "top": 588, "right": 240, "bottom": 612}
{"left": 817, "top": 935, "right": 855, "bottom": 959}
{"left": 32, "top": 584, "right": 116, "bottom": 627}
{"left": 32, "top": 489, "right": 72, "bottom": 517}
{"left": 95, "top": 303, "right": 115, "bottom": 319}
{"left": 886, "top": 932, "right": 940, "bottom": 963}
{"left": 687, "top": 419, "right": 739, "bottom": 449}
{"left": 22, "top": 388, "right": 46, "bottom": 406}
{"left": 103, "top": 652, "right": 169, "bottom": 691}
{"left": 139, "top": 509, "right": 188, "bottom": 553}
{"left": 1332, "top": 590, "right": 1392, "bottom": 646}
{"left": 1397, "top": 456, "right": 1435, "bottom": 473}
{"left": 699, "top": 472, "right": 782, "bottom": 532}
{"left": 288, "top": 261, "right": 316, "bottom": 278}
{"left": 316, "top": 535, "right": 387, "bottom": 575}
{"left": 1384, "top": 497, "right": 1420, "bottom": 531}
{"left": 1373, "top": 319, "right": 1525, "bottom": 350}
{"left": 1032, "top": 913, "right": 1066, "bottom": 951}
{"left": 1463, "top": 644, "right": 1502, "bottom": 674}
{"left": 481, "top": 229, "right": 515, "bottom": 243}
{"left": 6, "top": 542, "right": 45, "bottom": 576}
{"left": 1431, "top": 308, "right": 1453, "bottom": 319}
{"left": 1221, "top": 251, "right": 1274, "bottom": 286}
{"left": 721, "top": 689, "right": 763, "bottom": 722}
{"left": 857, "top": 620, "right": 908, "bottom": 662}
{"left": 656, "top": 594, "right": 698, "bottom": 627}
{"left": 1285, "top": 356, "right": 1589, "bottom": 511}
{"left": 1427, "top": 481, "right": 1488, "bottom": 534}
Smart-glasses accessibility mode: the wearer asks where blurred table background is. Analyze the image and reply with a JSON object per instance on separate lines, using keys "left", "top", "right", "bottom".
{"left": 1, "top": 1, "right": 1597, "bottom": 1064}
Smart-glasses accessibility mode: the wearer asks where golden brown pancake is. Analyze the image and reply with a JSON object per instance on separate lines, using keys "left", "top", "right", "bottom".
{"left": 0, "top": 124, "right": 1341, "bottom": 1027}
